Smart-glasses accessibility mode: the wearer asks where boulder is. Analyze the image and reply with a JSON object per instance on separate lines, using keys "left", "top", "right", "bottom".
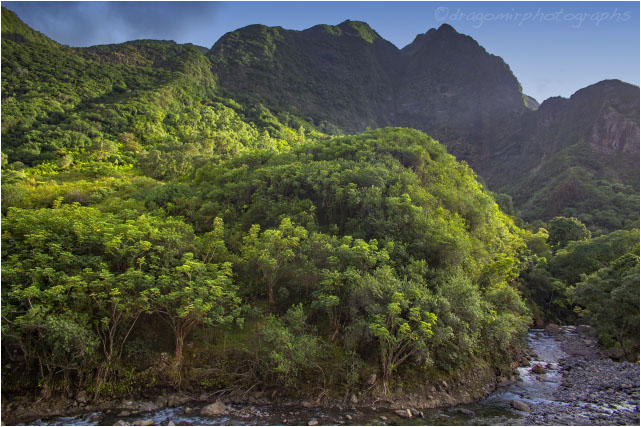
{"left": 166, "top": 394, "right": 189, "bottom": 407}
{"left": 308, "top": 420, "right": 319, "bottom": 426}
{"left": 394, "top": 409, "right": 412, "bottom": 419}
{"left": 544, "top": 324, "right": 561, "bottom": 335}
{"left": 455, "top": 408, "right": 475, "bottom": 416}
{"left": 367, "top": 373, "right": 377, "bottom": 385}
{"left": 132, "top": 420, "right": 154, "bottom": 426}
{"left": 201, "top": 400, "right": 226, "bottom": 417}
{"left": 531, "top": 364, "right": 546, "bottom": 374}
{"left": 350, "top": 394, "right": 358, "bottom": 405}
{"left": 607, "top": 347, "right": 626, "bottom": 360}
{"left": 577, "top": 324, "right": 597, "bottom": 337}
{"left": 154, "top": 396, "right": 168, "bottom": 408}
{"left": 511, "top": 400, "right": 531, "bottom": 412}
{"left": 76, "top": 390, "right": 90, "bottom": 404}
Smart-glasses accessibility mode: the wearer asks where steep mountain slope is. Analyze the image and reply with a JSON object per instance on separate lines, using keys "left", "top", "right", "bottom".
{"left": 490, "top": 80, "right": 640, "bottom": 231}
{"left": 209, "top": 22, "right": 530, "bottom": 166}
{"left": 0, "top": 11, "right": 280, "bottom": 171}
{"left": 395, "top": 24, "right": 528, "bottom": 164}
{"left": 2, "top": 8, "right": 638, "bottom": 233}
{"left": 209, "top": 20, "right": 400, "bottom": 133}
{"left": 209, "top": 21, "right": 639, "bottom": 232}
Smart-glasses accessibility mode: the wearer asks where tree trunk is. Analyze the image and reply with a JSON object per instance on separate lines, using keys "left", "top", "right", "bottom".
{"left": 174, "top": 334, "right": 184, "bottom": 369}
{"left": 268, "top": 281, "right": 275, "bottom": 305}
{"left": 171, "top": 333, "right": 185, "bottom": 388}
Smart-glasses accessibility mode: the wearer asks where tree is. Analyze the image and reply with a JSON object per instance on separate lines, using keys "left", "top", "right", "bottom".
{"left": 572, "top": 253, "right": 640, "bottom": 357}
{"left": 547, "top": 216, "right": 591, "bottom": 251}
{"left": 83, "top": 267, "right": 152, "bottom": 390}
{"left": 257, "top": 304, "right": 322, "bottom": 386}
{"left": 242, "top": 217, "right": 307, "bottom": 306}
{"left": 354, "top": 266, "right": 437, "bottom": 393}
{"left": 145, "top": 253, "right": 241, "bottom": 384}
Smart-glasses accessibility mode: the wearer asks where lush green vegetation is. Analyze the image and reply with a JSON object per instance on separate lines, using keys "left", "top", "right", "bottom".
{"left": 517, "top": 217, "right": 639, "bottom": 355}
{"left": 1, "top": 7, "right": 638, "bottom": 406}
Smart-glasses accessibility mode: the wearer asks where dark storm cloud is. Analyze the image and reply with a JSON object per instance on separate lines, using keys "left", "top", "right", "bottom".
{"left": 3, "top": 2, "right": 221, "bottom": 47}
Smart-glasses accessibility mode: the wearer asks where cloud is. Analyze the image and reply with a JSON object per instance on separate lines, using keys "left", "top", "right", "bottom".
{"left": 4, "top": 1, "right": 221, "bottom": 47}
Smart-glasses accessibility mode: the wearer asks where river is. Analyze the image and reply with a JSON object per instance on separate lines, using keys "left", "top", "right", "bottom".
{"left": 25, "top": 328, "right": 587, "bottom": 426}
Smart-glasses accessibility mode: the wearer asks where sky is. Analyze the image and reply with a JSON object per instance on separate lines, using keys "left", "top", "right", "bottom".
{"left": 3, "top": 1, "right": 639, "bottom": 103}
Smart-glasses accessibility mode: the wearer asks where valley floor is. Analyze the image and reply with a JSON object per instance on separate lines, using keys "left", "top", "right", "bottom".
{"left": 3, "top": 327, "right": 639, "bottom": 426}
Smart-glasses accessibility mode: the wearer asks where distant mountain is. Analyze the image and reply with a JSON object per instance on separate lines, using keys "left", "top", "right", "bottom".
{"left": 2, "top": 9, "right": 638, "bottom": 232}
{"left": 492, "top": 79, "right": 640, "bottom": 231}
{"left": 209, "top": 22, "right": 530, "bottom": 164}
{"left": 209, "top": 21, "right": 639, "bottom": 232}
{"left": 208, "top": 20, "right": 401, "bottom": 133}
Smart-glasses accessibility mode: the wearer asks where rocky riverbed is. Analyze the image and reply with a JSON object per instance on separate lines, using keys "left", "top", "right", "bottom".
{"left": 520, "top": 326, "right": 640, "bottom": 426}
{"left": 4, "top": 326, "right": 639, "bottom": 426}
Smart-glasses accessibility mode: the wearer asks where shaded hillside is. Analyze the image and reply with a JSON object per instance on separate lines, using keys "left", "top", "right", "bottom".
{"left": 209, "top": 22, "right": 530, "bottom": 165}
{"left": 487, "top": 80, "right": 640, "bottom": 232}
{"left": 208, "top": 20, "right": 400, "bottom": 133}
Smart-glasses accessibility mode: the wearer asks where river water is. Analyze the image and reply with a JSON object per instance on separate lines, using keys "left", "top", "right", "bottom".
{"left": 27, "top": 329, "right": 569, "bottom": 426}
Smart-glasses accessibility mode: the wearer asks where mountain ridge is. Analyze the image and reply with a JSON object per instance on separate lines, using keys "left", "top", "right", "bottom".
{"left": 2, "top": 8, "right": 638, "bottom": 231}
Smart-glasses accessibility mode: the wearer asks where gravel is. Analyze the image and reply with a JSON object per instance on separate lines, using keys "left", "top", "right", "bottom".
{"left": 522, "top": 330, "right": 640, "bottom": 425}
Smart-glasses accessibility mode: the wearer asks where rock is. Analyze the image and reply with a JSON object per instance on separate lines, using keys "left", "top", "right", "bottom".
{"left": 394, "top": 409, "right": 412, "bottom": 419}
{"left": 76, "top": 390, "right": 90, "bottom": 404}
{"left": 379, "top": 415, "right": 387, "bottom": 421}
{"left": 367, "top": 373, "right": 377, "bottom": 385}
{"left": 166, "top": 394, "right": 189, "bottom": 407}
{"left": 302, "top": 401, "right": 313, "bottom": 408}
{"left": 168, "top": 422, "right": 175, "bottom": 426}
{"left": 577, "top": 324, "right": 597, "bottom": 337}
{"left": 511, "top": 400, "right": 531, "bottom": 412}
{"left": 114, "top": 421, "right": 129, "bottom": 426}
{"left": 132, "top": 419, "right": 154, "bottom": 426}
{"left": 345, "top": 414, "right": 352, "bottom": 420}
{"left": 138, "top": 402, "right": 159, "bottom": 413}
{"left": 545, "top": 323, "right": 561, "bottom": 335}
{"left": 350, "top": 394, "right": 358, "bottom": 405}
{"left": 154, "top": 396, "right": 167, "bottom": 408}
{"left": 89, "top": 415, "right": 101, "bottom": 422}
{"left": 118, "top": 411, "right": 132, "bottom": 417}
{"left": 201, "top": 400, "right": 226, "bottom": 416}
{"left": 456, "top": 408, "right": 475, "bottom": 416}
{"left": 531, "top": 364, "right": 546, "bottom": 374}
{"left": 410, "top": 408, "right": 420, "bottom": 417}
{"left": 607, "top": 348, "right": 626, "bottom": 360}
{"left": 308, "top": 420, "right": 319, "bottom": 426}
